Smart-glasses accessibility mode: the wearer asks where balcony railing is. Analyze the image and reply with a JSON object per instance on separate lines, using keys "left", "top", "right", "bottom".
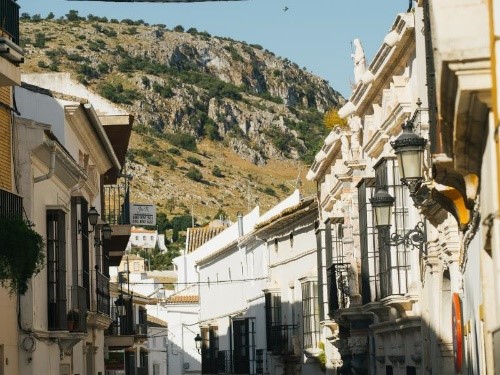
{"left": 0, "top": 0, "right": 19, "bottom": 45}
{"left": 201, "top": 348, "right": 219, "bottom": 374}
{"left": 67, "top": 285, "right": 88, "bottom": 333}
{"left": 270, "top": 325, "right": 298, "bottom": 356}
{"left": 95, "top": 270, "right": 110, "bottom": 316}
{"left": 217, "top": 350, "right": 234, "bottom": 374}
{"left": 0, "top": 188, "right": 22, "bottom": 219}
{"left": 327, "top": 262, "right": 350, "bottom": 316}
{"left": 136, "top": 367, "right": 148, "bottom": 375}
{"left": 103, "top": 177, "right": 131, "bottom": 225}
{"left": 108, "top": 305, "right": 134, "bottom": 336}
{"left": 256, "top": 349, "right": 264, "bottom": 375}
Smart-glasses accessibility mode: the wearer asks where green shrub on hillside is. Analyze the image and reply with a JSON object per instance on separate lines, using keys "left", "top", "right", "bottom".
{"left": 186, "top": 156, "right": 202, "bottom": 166}
{"left": 34, "top": 32, "right": 46, "bottom": 48}
{"left": 167, "top": 147, "right": 181, "bottom": 156}
{"left": 98, "top": 82, "right": 140, "bottom": 104}
{"left": 186, "top": 167, "right": 203, "bottom": 182}
{"left": 167, "top": 132, "right": 197, "bottom": 152}
{"left": 212, "top": 166, "right": 223, "bottom": 178}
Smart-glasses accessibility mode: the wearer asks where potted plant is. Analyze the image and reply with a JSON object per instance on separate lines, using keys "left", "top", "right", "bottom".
{"left": 0, "top": 217, "right": 45, "bottom": 295}
{"left": 67, "top": 309, "right": 80, "bottom": 331}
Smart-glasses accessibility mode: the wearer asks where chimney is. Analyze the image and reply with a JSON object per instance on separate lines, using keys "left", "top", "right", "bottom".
{"left": 237, "top": 212, "right": 244, "bottom": 237}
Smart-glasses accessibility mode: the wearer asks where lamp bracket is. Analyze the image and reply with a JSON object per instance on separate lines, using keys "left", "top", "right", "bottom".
{"left": 380, "top": 221, "right": 427, "bottom": 255}
{"left": 402, "top": 178, "right": 423, "bottom": 197}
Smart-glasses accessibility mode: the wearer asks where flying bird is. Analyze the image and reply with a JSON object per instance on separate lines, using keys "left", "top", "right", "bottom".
{"left": 283, "top": 6, "right": 288, "bottom": 11}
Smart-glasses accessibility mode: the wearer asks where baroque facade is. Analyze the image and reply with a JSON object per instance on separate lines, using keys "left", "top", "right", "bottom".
{"left": 307, "top": 1, "right": 500, "bottom": 374}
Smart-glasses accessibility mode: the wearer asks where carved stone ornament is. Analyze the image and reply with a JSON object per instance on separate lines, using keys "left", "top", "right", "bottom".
{"left": 348, "top": 336, "right": 368, "bottom": 355}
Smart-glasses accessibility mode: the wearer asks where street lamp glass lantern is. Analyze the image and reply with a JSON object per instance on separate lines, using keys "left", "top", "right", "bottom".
{"left": 88, "top": 206, "right": 100, "bottom": 227}
{"left": 194, "top": 333, "right": 202, "bottom": 351}
{"left": 370, "top": 187, "right": 395, "bottom": 227}
{"left": 102, "top": 223, "right": 113, "bottom": 240}
{"left": 115, "top": 295, "right": 127, "bottom": 317}
{"left": 390, "top": 120, "right": 427, "bottom": 182}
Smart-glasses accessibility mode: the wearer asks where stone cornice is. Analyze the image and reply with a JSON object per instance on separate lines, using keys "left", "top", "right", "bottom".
{"left": 65, "top": 104, "right": 113, "bottom": 175}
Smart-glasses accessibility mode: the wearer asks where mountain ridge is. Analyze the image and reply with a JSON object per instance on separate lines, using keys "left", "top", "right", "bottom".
{"left": 20, "top": 14, "right": 344, "bottom": 222}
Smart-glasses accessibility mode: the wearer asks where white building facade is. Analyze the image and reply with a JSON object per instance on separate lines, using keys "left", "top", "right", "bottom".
{"left": 12, "top": 73, "right": 130, "bottom": 375}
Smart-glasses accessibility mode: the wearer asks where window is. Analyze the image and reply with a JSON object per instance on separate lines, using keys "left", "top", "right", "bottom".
{"left": 143, "top": 236, "right": 146, "bottom": 240}
{"left": 153, "top": 364, "right": 160, "bottom": 375}
{"left": 326, "top": 220, "right": 348, "bottom": 316}
{"left": 233, "top": 319, "right": 255, "bottom": 374}
{"left": 302, "top": 281, "right": 320, "bottom": 349}
{"left": 135, "top": 235, "right": 138, "bottom": 241}
{"left": 264, "top": 292, "right": 281, "bottom": 350}
{"left": 374, "top": 159, "right": 411, "bottom": 298}
{"left": 151, "top": 236, "right": 154, "bottom": 240}
{"left": 289, "top": 232, "right": 294, "bottom": 247}
{"left": 47, "top": 209, "right": 67, "bottom": 330}
{"left": 315, "top": 221, "right": 327, "bottom": 321}
{"left": 358, "top": 178, "right": 379, "bottom": 303}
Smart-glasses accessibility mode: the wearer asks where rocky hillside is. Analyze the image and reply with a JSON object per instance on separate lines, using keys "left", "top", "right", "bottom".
{"left": 19, "top": 13, "right": 344, "bottom": 222}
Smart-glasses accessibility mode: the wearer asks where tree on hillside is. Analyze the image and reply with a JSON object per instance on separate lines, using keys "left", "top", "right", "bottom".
{"left": 323, "top": 109, "right": 348, "bottom": 130}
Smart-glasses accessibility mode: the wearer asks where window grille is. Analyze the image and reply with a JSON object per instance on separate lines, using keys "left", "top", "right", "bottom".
{"left": 302, "top": 281, "right": 320, "bottom": 349}
{"left": 358, "top": 178, "right": 380, "bottom": 303}
{"left": 47, "top": 209, "right": 67, "bottom": 330}
{"left": 265, "top": 293, "right": 281, "bottom": 350}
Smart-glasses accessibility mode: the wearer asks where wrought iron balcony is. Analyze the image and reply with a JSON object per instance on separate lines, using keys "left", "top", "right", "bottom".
{"left": 103, "top": 177, "right": 131, "bottom": 225}
{"left": 270, "top": 325, "right": 298, "bottom": 356}
{"left": 67, "top": 285, "right": 88, "bottom": 333}
{"left": 95, "top": 270, "right": 110, "bottom": 316}
{"left": 327, "top": 262, "right": 350, "bottom": 316}
{"left": 108, "top": 305, "right": 134, "bottom": 336}
{"left": 0, "top": 0, "right": 19, "bottom": 45}
{"left": 256, "top": 349, "right": 264, "bottom": 375}
{"left": 217, "top": 350, "right": 234, "bottom": 374}
{"left": 0, "top": 188, "right": 22, "bottom": 220}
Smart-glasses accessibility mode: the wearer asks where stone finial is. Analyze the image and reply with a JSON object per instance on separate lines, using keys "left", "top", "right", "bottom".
{"left": 352, "top": 39, "right": 366, "bottom": 85}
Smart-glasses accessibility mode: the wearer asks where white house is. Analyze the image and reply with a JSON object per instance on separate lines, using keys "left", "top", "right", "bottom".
{"left": 126, "top": 226, "right": 168, "bottom": 253}
{"left": 194, "top": 190, "right": 324, "bottom": 375}
{"left": 12, "top": 73, "right": 131, "bottom": 375}
{"left": 147, "top": 315, "right": 168, "bottom": 375}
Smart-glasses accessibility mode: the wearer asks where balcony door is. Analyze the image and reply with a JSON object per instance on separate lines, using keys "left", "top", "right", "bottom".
{"left": 233, "top": 319, "right": 252, "bottom": 374}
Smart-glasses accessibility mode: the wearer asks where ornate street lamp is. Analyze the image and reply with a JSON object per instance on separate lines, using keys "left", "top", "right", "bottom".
{"left": 87, "top": 206, "right": 100, "bottom": 227}
{"left": 102, "top": 223, "right": 113, "bottom": 240}
{"left": 370, "top": 186, "right": 395, "bottom": 227}
{"left": 194, "top": 333, "right": 202, "bottom": 354}
{"left": 390, "top": 119, "right": 427, "bottom": 196}
{"left": 370, "top": 187, "right": 427, "bottom": 254}
{"left": 115, "top": 294, "right": 127, "bottom": 317}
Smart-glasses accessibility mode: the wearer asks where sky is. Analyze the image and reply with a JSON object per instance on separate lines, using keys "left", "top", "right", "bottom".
{"left": 17, "top": 0, "right": 407, "bottom": 98}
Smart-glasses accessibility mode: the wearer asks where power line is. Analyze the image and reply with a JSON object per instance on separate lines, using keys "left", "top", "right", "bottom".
{"left": 115, "top": 276, "right": 268, "bottom": 286}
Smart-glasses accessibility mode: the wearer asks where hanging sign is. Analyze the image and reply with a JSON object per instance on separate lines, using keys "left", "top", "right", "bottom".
{"left": 130, "top": 203, "right": 156, "bottom": 225}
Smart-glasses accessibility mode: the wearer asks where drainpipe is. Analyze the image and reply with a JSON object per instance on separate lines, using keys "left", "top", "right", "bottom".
{"left": 34, "top": 141, "right": 56, "bottom": 183}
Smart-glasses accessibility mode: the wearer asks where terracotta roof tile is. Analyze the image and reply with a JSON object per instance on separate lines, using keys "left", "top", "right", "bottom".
{"left": 186, "top": 226, "right": 226, "bottom": 253}
{"left": 147, "top": 315, "right": 168, "bottom": 327}
{"left": 164, "top": 295, "right": 199, "bottom": 304}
